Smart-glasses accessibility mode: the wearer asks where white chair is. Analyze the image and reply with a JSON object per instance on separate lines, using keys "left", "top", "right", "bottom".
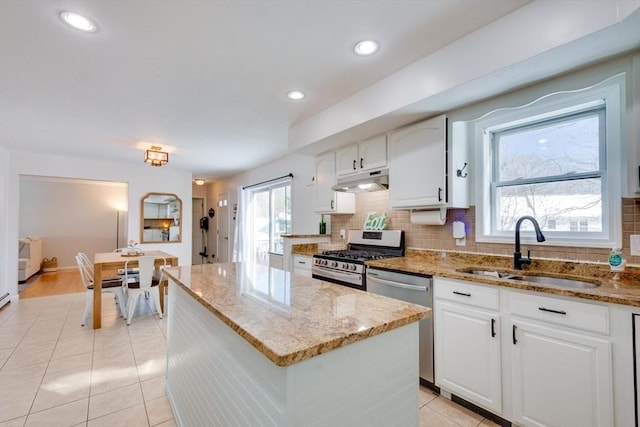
{"left": 124, "top": 256, "right": 165, "bottom": 324}
{"left": 76, "top": 253, "right": 128, "bottom": 326}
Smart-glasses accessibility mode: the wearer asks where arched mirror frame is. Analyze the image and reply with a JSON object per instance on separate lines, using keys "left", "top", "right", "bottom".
{"left": 140, "top": 192, "right": 182, "bottom": 243}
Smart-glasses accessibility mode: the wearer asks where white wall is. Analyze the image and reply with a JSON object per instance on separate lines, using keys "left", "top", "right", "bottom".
{"left": 18, "top": 177, "right": 128, "bottom": 268}
{"left": 1, "top": 150, "right": 192, "bottom": 300}
{"left": 0, "top": 147, "right": 9, "bottom": 301}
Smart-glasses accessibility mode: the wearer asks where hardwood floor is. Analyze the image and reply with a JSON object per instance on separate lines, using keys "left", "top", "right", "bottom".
{"left": 19, "top": 269, "right": 85, "bottom": 298}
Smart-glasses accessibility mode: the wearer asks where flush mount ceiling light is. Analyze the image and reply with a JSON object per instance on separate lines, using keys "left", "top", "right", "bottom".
{"left": 144, "top": 146, "right": 169, "bottom": 167}
{"left": 353, "top": 40, "right": 379, "bottom": 56}
{"left": 60, "top": 11, "right": 97, "bottom": 32}
{"left": 287, "top": 90, "right": 305, "bottom": 100}
{"left": 194, "top": 179, "right": 205, "bottom": 186}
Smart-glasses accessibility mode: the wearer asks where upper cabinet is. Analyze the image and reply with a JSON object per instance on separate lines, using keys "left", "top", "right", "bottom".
{"left": 388, "top": 115, "right": 469, "bottom": 210}
{"left": 314, "top": 151, "right": 355, "bottom": 214}
{"left": 626, "top": 54, "right": 640, "bottom": 197}
{"left": 336, "top": 135, "right": 387, "bottom": 178}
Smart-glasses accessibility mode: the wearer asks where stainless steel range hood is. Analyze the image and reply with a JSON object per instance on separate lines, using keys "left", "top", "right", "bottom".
{"left": 332, "top": 168, "right": 389, "bottom": 193}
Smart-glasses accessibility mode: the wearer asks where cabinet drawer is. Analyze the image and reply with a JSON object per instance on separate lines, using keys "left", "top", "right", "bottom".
{"left": 509, "top": 291, "right": 609, "bottom": 335}
{"left": 434, "top": 277, "right": 499, "bottom": 311}
{"left": 293, "top": 255, "right": 312, "bottom": 271}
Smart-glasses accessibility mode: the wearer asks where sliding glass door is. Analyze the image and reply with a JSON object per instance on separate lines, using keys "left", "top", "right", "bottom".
{"left": 247, "top": 179, "right": 291, "bottom": 265}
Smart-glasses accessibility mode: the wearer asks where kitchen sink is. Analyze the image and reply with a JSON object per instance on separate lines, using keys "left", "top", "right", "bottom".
{"left": 456, "top": 268, "right": 600, "bottom": 289}
{"left": 507, "top": 275, "right": 600, "bottom": 289}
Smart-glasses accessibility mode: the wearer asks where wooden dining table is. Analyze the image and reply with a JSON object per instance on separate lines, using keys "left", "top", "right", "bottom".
{"left": 92, "top": 250, "right": 178, "bottom": 329}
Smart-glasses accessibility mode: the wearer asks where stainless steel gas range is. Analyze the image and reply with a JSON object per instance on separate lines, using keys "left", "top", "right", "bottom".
{"left": 311, "top": 229, "right": 404, "bottom": 290}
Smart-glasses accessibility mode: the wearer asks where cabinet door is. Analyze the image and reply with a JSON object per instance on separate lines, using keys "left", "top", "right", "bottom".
{"left": 335, "top": 144, "right": 359, "bottom": 177}
{"left": 314, "top": 152, "right": 336, "bottom": 212}
{"left": 359, "top": 134, "right": 387, "bottom": 171}
{"left": 314, "top": 152, "right": 355, "bottom": 214}
{"left": 389, "top": 115, "right": 446, "bottom": 208}
{"left": 435, "top": 300, "right": 502, "bottom": 414}
{"left": 144, "top": 203, "right": 158, "bottom": 218}
{"left": 511, "top": 319, "right": 613, "bottom": 427}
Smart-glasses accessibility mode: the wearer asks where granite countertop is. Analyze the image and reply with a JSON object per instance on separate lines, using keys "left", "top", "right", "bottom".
{"left": 367, "top": 249, "right": 640, "bottom": 307}
{"left": 291, "top": 243, "right": 319, "bottom": 256}
{"left": 163, "top": 262, "right": 428, "bottom": 367}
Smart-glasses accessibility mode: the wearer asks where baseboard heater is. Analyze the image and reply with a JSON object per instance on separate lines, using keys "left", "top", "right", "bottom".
{"left": 0, "top": 292, "right": 10, "bottom": 310}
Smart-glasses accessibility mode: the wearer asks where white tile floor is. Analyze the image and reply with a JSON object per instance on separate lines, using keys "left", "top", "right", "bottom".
{"left": 0, "top": 293, "right": 174, "bottom": 427}
{"left": 1, "top": 292, "right": 499, "bottom": 427}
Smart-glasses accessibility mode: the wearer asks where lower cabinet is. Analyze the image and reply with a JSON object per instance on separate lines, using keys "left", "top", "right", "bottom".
{"left": 292, "top": 255, "right": 312, "bottom": 278}
{"left": 434, "top": 300, "right": 502, "bottom": 414}
{"left": 511, "top": 318, "right": 613, "bottom": 427}
{"left": 434, "top": 277, "right": 615, "bottom": 427}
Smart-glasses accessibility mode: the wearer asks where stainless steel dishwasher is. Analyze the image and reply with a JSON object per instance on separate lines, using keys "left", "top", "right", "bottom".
{"left": 366, "top": 268, "right": 434, "bottom": 384}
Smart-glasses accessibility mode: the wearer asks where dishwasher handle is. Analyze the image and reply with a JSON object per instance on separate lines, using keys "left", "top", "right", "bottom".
{"left": 366, "top": 273, "right": 429, "bottom": 292}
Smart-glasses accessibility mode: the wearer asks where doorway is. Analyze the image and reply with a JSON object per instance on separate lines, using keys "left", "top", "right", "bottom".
{"left": 192, "top": 197, "right": 206, "bottom": 265}
{"left": 217, "top": 193, "right": 229, "bottom": 262}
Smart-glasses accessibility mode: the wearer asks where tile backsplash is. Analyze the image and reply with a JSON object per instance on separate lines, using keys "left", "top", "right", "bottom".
{"left": 330, "top": 191, "right": 640, "bottom": 266}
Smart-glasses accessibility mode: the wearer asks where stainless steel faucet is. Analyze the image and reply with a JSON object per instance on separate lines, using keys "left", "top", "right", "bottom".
{"left": 514, "top": 215, "right": 546, "bottom": 270}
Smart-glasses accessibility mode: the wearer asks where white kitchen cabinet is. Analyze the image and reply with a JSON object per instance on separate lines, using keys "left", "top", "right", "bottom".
{"left": 335, "top": 134, "right": 387, "bottom": 177}
{"left": 292, "top": 255, "right": 312, "bottom": 277}
{"left": 144, "top": 202, "right": 159, "bottom": 218}
{"left": 314, "top": 151, "right": 355, "bottom": 214}
{"left": 626, "top": 54, "right": 640, "bottom": 196}
{"left": 434, "top": 278, "right": 502, "bottom": 414}
{"left": 511, "top": 319, "right": 613, "bottom": 427}
{"left": 388, "top": 115, "right": 468, "bottom": 209}
{"left": 509, "top": 291, "right": 613, "bottom": 427}
{"left": 433, "top": 277, "right": 617, "bottom": 426}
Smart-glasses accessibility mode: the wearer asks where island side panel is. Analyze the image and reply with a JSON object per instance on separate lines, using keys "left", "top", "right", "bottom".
{"left": 166, "top": 279, "right": 420, "bottom": 427}
{"left": 166, "top": 281, "right": 287, "bottom": 426}
{"left": 287, "top": 323, "right": 419, "bottom": 427}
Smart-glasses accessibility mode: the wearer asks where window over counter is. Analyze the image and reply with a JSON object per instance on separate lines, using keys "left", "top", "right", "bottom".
{"left": 474, "top": 74, "right": 624, "bottom": 248}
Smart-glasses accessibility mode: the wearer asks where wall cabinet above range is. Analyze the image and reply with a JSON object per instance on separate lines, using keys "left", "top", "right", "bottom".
{"left": 335, "top": 134, "right": 387, "bottom": 178}
{"left": 388, "top": 115, "right": 469, "bottom": 210}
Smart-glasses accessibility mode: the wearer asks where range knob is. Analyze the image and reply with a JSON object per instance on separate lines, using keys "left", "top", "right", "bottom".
{"left": 322, "top": 259, "right": 328, "bottom": 266}
{"left": 350, "top": 264, "right": 357, "bottom": 271}
{"left": 341, "top": 263, "right": 349, "bottom": 270}
{"left": 331, "top": 261, "right": 338, "bottom": 268}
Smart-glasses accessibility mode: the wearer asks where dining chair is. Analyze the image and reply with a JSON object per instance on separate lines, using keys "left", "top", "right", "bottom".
{"left": 124, "top": 256, "right": 165, "bottom": 325}
{"left": 76, "top": 253, "right": 128, "bottom": 326}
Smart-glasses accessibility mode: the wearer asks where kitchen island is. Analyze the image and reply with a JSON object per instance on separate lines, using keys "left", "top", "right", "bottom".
{"left": 162, "top": 262, "right": 429, "bottom": 427}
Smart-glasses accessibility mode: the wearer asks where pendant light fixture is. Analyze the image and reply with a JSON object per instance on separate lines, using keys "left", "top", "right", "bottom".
{"left": 144, "top": 146, "right": 169, "bottom": 167}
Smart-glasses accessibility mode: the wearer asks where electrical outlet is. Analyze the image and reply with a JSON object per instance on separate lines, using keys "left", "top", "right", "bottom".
{"left": 631, "top": 235, "right": 640, "bottom": 256}
{"left": 340, "top": 229, "right": 346, "bottom": 240}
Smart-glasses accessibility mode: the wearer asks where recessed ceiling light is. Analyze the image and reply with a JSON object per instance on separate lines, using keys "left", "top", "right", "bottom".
{"left": 353, "top": 40, "right": 379, "bottom": 56}
{"left": 287, "top": 90, "right": 305, "bottom": 100}
{"left": 60, "top": 11, "right": 97, "bottom": 32}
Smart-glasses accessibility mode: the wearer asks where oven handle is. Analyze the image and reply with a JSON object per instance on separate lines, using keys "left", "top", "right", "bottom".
{"left": 366, "top": 274, "right": 428, "bottom": 292}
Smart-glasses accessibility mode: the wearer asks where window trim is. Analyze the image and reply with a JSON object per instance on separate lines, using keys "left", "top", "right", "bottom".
{"left": 473, "top": 74, "right": 624, "bottom": 248}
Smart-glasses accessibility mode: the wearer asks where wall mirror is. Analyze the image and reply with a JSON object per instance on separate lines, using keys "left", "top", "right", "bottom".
{"left": 140, "top": 193, "right": 182, "bottom": 243}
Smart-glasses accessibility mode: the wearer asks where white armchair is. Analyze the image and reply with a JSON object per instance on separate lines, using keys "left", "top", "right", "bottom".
{"left": 18, "top": 237, "right": 43, "bottom": 283}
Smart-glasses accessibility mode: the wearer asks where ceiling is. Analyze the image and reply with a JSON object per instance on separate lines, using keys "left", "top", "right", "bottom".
{"left": 0, "top": 0, "right": 532, "bottom": 180}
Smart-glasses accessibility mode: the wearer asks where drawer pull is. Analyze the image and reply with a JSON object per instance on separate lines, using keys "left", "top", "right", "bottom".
{"left": 491, "top": 318, "right": 496, "bottom": 338}
{"left": 297, "top": 261, "right": 306, "bottom": 265}
{"left": 538, "top": 307, "right": 567, "bottom": 316}
{"left": 512, "top": 324, "right": 518, "bottom": 345}
{"left": 453, "top": 291, "right": 471, "bottom": 297}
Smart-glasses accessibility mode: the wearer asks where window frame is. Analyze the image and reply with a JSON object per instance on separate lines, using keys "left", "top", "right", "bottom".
{"left": 473, "top": 75, "right": 623, "bottom": 248}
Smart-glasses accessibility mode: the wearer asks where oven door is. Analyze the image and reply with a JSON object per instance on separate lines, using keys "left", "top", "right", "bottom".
{"left": 312, "top": 264, "right": 364, "bottom": 290}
